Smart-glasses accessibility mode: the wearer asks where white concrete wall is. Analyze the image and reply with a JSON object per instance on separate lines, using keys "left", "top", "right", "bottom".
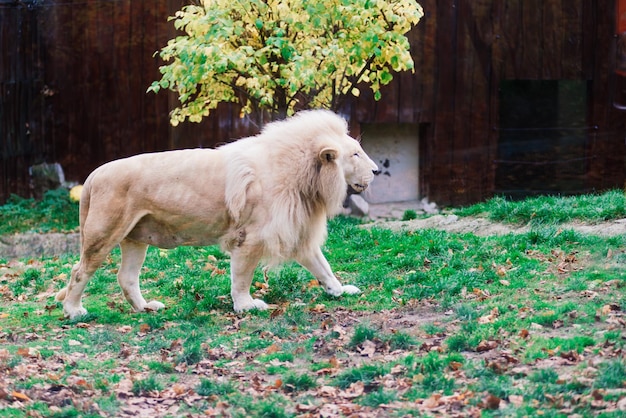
{"left": 360, "top": 123, "right": 419, "bottom": 204}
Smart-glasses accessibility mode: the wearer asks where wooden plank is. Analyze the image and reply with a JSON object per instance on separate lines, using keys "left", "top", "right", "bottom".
{"left": 586, "top": 0, "right": 625, "bottom": 191}
{"left": 112, "top": 0, "right": 132, "bottom": 155}
{"left": 429, "top": 0, "right": 458, "bottom": 204}
{"left": 149, "top": 0, "right": 172, "bottom": 152}
{"left": 521, "top": 0, "right": 543, "bottom": 78}
{"left": 579, "top": 0, "right": 594, "bottom": 79}
{"left": 542, "top": 0, "right": 563, "bottom": 78}
{"left": 466, "top": 0, "right": 496, "bottom": 201}
{"left": 496, "top": 0, "right": 523, "bottom": 79}
{"left": 417, "top": 0, "right": 437, "bottom": 124}
{"left": 561, "top": 0, "right": 585, "bottom": 79}
{"left": 414, "top": 0, "right": 437, "bottom": 199}
{"left": 451, "top": 0, "right": 472, "bottom": 203}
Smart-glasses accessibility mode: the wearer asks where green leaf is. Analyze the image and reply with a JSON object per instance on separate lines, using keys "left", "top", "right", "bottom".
{"left": 380, "top": 70, "right": 393, "bottom": 84}
{"left": 150, "top": 0, "right": 424, "bottom": 123}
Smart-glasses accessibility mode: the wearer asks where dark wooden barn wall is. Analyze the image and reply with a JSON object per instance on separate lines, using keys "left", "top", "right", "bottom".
{"left": 39, "top": 0, "right": 254, "bottom": 190}
{"left": 1, "top": 0, "right": 624, "bottom": 206}
{"left": 350, "top": 0, "right": 624, "bottom": 205}
{"left": 0, "top": 0, "right": 255, "bottom": 204}
{"left": 0, "top": 2, "right": 45, "bottom": 202}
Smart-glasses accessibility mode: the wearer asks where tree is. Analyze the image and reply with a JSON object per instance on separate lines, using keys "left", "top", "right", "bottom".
{"left": 149, "top": 0, "right": 424, "bottom": 125}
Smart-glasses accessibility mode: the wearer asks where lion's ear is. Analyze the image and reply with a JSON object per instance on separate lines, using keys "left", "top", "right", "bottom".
{"left": 319, "top": 147, "right": 338, "bottom": 164}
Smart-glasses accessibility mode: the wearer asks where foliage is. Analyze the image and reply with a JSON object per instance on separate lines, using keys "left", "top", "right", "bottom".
{"left": 401, "top": 209, "right": 418, "bottom": 221}
{"left": 0, "top": 189, "right": 79, "bottom": 235}
{"left": 149, "top": 0, "right": 423, "bottom": 124}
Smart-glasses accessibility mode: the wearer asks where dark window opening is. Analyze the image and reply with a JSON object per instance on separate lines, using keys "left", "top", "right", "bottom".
{"left": 495, "top": 80, "right": 590, "bottom": 199}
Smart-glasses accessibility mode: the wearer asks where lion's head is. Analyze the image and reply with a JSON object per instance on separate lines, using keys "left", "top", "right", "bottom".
{"left": 319, "top": 135, "right": 378, "bottom": 195}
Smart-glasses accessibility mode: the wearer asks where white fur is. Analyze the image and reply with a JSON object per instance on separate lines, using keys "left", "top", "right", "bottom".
{"left": 55, "top": 110, "right": 378, "bottom": 319}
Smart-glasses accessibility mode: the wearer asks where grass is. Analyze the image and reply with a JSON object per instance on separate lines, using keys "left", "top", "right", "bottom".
{"left": 0, "top": 189, "right": 79, "bottom": 234}
{"left": 454, "top": 189, "right": 626, "bottom": 225}
{"left": 1, "top": 190, "right": 626, "bottom": 416}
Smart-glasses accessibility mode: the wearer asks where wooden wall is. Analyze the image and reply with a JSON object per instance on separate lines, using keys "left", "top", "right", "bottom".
{"left": 0, "top": 1, "right": 45, "bottom": 202}
{"left": 1, "top": 0, "right": 624, "bottom": 206}
{"left": 0, "top": 0, "right": 255, "bottom": 204}
{"left": 349, "top": 0, "right": 625, "bottom": 205}
{"left": 38, "top": 0, "right": 255, "bottom": 188}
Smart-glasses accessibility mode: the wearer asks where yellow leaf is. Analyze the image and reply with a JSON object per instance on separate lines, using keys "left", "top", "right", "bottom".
{"left": 266, "top": 344, "right": 281, "bottom": 354}
{"left": 69, "top": 185, "right": 83, "bottom": 202}
{"left": 12, "top": 391, "right": 31, "bottom": 402}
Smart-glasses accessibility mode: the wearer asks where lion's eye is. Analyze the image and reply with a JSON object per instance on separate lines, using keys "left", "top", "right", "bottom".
{"left": 353, "top": 152, "right": 360, "bottom": 157}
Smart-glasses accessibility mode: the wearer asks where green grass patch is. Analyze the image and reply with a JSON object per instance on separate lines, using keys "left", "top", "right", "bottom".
{"left": 0, "top": 189, "right": 79, "bottom": 234}
{"left": 454, "top": 189, "right": 626, "bottom": 225}
{"left": 2, "top": 192, "right": 626, "bottom": 416}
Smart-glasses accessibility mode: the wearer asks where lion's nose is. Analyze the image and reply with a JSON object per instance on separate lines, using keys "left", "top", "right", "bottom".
{"left": 373, "top": 169, "right": 381, "bottom": 175}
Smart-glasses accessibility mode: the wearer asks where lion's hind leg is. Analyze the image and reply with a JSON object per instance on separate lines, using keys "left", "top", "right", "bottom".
{"left": 57, "top": 248, "right": 109, "bottom": 320}
{"left": 230, "top": 245, "right": 268, "bottom": 312}
{"left": 118, "top": 239, "right": 165, "bottom": 313}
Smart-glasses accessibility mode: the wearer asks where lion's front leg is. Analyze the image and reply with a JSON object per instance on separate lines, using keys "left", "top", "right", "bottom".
{"left": 230, "top": 245, "right": 268, "bottom": 312}
{"left": 297, "top": 247, "right": 361, "bottom": 297}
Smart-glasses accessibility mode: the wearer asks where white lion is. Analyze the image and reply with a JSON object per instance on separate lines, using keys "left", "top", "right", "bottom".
{"left": 56, "top": 109, "right": 378, "bottom": 320}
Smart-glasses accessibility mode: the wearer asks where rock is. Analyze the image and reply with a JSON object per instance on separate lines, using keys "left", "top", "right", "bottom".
{"left": 0, "top": 233, "right": 80, "bottom": 259}
{"left": 420, "top": 197, "right": 438, "bottom": 214}
{"left": 29, "top": 162, "right": 66, "bottom": 199}
{"left": 348, "top": 195, "right": 370, "bottom": 217}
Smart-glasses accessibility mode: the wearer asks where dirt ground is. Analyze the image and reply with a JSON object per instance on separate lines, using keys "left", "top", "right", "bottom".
{"left": 367, "top": 214, "right": 626, "bottom": 237}
{"left": 366, "top": 199, "right": 626, "bottom": 237}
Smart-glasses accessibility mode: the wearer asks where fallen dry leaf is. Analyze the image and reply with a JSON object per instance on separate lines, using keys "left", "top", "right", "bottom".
{"left": 310, "top": 304, "right": 327, "bottom": 313}
{"left": 318, "top": 385, "right": 338, "bottom": 397}
{"left": 476, "top": 340, "right": 499, "bottom": 352}
{"left": 307, "top": 279, "right": 320, "bottom": 289}
{"left": 11, "top": 391, "right": 31, "bottom": 402}
{"left": 422, "top": 393, "right": 442, "bottom": 409}
{"left": 478, "top": 307, "right": 499, "bottom": 324}
{"left": 265, "top": 344, "right": 281, "bottom": 354}
{"left": 600, "top": 303, "right": 621, "bottom": 315}
{"left": 484, "top": 393, "right": 501, "bottom": 410}
{"left": 339, "top": 382, "right": 364, "bottom": 399}
{"left": 358, "top": 340, "right": 377, "bottom": 357}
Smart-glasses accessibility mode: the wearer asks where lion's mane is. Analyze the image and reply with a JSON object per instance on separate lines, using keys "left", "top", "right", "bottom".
{"left": 221, "top": 110, "right": 349, "bottom": 265}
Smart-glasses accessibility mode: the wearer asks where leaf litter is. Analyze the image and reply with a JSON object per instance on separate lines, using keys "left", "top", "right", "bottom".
{"left": 2, "top": 218, "right": 626, "bottom": 416}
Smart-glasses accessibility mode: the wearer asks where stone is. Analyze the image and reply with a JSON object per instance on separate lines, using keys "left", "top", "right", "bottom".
{"left": 29, "top": 162, "right": 66, "bottom": 199}
{"left": 348, "top": 195, "right": 369, "bottom": 217}
{"left": 0, "top": 232, "right": 80, "bottom": 259}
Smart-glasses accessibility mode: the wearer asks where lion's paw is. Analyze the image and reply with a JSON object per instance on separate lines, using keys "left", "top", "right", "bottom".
{"left": 233, "top": 298, "right": 269, "bottom": 313}
{"left": 144, "top": 301, "right": 165, "bottom": 312}
{"left": 64, "top": 306, "right": 88, "bottom": 320}
{"left": 342, "top": 285, "right": 361, "bottom": 295}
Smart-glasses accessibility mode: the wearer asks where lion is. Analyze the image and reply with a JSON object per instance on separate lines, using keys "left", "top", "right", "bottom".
{"left": 56, "top": 109, "right": 379, "bottom": 320}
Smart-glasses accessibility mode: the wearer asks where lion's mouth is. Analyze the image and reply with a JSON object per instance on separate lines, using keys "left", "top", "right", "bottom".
{"left": 350, "top": 183, "right": 368, "bottom": 194}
